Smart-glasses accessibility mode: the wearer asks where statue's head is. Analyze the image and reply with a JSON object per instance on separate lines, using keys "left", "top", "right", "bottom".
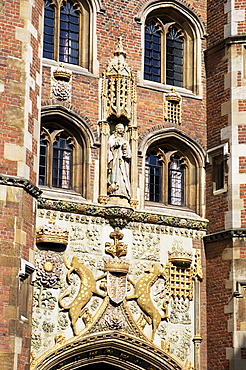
{"left": 114, "top": 123, "right": 125, "bottom": 136}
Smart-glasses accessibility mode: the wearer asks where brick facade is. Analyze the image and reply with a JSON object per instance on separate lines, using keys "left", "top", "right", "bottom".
{"left": 1, "top": 0, "right": 246, "bottom": 369}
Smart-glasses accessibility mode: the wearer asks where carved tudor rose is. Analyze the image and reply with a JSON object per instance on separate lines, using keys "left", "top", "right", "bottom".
{"left": 35, "top": 250, "right": 62, "bottom": 288}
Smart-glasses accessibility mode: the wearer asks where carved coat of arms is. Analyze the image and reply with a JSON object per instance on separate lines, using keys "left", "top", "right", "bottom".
{"left": 107, "top": 272, "right": 127, "bottom": 304}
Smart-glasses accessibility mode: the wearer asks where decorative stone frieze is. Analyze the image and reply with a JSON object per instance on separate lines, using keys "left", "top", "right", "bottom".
{"left": 38, "top": 197, "right": 208, "bottom": 232}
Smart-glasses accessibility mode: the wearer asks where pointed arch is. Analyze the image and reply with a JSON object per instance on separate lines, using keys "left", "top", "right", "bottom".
{"left": 136, "top": 0, "right": 206, "bottom": 95}
{"left": 140, "top": 128, "right": 206, "bottom": 215}
{"left": 39, "top": 105, "right": 98, "bottom": 199}
{"left": 33, "top": 332, "right": 183, "bottom": 370}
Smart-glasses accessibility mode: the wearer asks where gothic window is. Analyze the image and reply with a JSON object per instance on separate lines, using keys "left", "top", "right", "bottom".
{"left": 145, "top": 152, "right": 162, "bottom": 202}
{"left": 43, "top": 0, "right": 90, "bottom": 68}
{"left": 145, "top": 148, "right": 185, "bottom": 206}
{"left": 39, "top": 127, "right": 74, "bottom": 189}
{"left": 143, "top": 5, "right": 202, "bottom": 94}
{"left": 38, "top": 121, "right": 85, "bottom": 195}
{"left": 144, "top": 137, "right": 203, "bottom": 214}
{"left": 144, "top": 21, "right": 183, "bottom": 87}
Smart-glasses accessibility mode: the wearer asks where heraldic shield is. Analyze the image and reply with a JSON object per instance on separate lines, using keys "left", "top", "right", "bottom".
{"left": 107, "top": 272, "right": 127, "bottom": 304}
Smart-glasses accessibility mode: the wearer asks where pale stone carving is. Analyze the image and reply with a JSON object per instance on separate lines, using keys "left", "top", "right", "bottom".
{"left": 132, "top": 229, "right": 160, "bottom": 260}
{"left": 58, "top": 256, "right": 105, "bottom": 335}
{"left": 52, "top": 80, "right": 71, "bottom": 101}
{"left": 107, "top": 123, "right": 131, "bottom": 199}
{"left": 35, "top": 251, "right": 63, "bottom": 288}
{"left": 100, "top": 306, "right": 127, "bottom": 330}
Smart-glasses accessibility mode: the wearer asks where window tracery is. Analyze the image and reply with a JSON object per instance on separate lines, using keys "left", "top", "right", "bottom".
{"left": 43, "top": 0, "right": 90, "bottom": 68}
{"left": 144, "top": 19, "right": 184, "bottom": 87}
{"left": 39, "top": 127, "right": 74, "bottom": 189}
{"left": 145, "top": 148, "right": 186, "bottom": 207}
{"left": 144, "top": 136, "right": 203, "bottom": 215}
{"left": 38, "top": 121, "right": 86, "bottom": 196}
{"left": 140, "top": 2, "right": 205, "bottom": 95}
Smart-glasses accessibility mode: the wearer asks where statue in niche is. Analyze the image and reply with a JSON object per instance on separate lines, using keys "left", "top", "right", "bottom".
{"left": 107, "top": 123, "right": 131, "bottom": 199}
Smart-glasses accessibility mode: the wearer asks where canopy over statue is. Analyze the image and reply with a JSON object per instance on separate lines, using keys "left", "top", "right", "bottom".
{"left": 107, "top": 123, "right": 131, "bottom": 199}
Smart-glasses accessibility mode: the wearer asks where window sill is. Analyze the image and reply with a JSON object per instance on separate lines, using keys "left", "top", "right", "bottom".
{"left": 39, "top": 186, "right": 86, "bottom": 203}
{"left": 213, "top": 185, "right": 227, "bottom": 195}
{"left": 42, "top": 58, "right": 99, "bottom": 79}
{"left": 138, "top": 79, "right": 202, "bottom": 100}
{"left": 144, "top": 201, "right": 203, "bottom": 220}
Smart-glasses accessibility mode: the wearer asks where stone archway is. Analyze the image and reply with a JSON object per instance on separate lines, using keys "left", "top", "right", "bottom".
{"left": 77, "top": 364, "right": 124, "bottom": 370}
{"left": 33, "top": 332, "right": 183, "bottom": 370}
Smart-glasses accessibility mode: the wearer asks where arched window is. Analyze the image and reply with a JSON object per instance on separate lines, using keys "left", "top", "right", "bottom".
{"left": 144, "top": 137, "right": 203, "bottom": 214}
{"left": 38, "top": 120, "right": 86, "bottom": 195}
{"left": 43, "top": 0, "right": 90, "bottom": 68}
{"left": 141, "top": 3, "right": 205, "bottom": 94}
{"left": 144, "top": 21, "right": 184, "bottom": 87}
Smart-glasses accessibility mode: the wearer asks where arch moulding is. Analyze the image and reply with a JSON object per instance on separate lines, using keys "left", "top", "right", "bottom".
{"left": 33, "top": 332, "right": 183, "bottom": 370}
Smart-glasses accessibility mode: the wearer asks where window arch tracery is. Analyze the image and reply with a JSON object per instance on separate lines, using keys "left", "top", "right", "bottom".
{"left": 38, "top": 113, "right": 89, "bottom": 197}
{"left": 144, "top": 18, "right": 184, "bottom": 87}
{"left": 144, "top": 134, "right": 204, "bottom": 215}
{"left": 43, "top": 0, "right": 91, "bottom": 68}
{"left": 139, "top": 1, "right": 206, "bottom": 95}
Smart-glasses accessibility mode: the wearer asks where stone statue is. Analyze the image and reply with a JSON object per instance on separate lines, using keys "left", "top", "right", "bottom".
{"left": 107, "top": 123, "right": 131, "bottom": 199}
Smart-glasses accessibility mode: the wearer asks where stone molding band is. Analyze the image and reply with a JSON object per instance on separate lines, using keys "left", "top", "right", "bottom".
{"left": 204, "top": 228, "right": 246, "bottom": 243}
{"left": 38, "top": 197, "right": 208, "bottom": 231}
{"left": 0, "top": 174, "right": 42, "bottom": 199}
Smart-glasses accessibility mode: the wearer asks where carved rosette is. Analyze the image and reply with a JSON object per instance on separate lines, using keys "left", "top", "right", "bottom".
{"left": 105, "top": 206, "right": 134, "bottom": 229}
{"left": 35, "top": 250, "right": 63, "bottom": 288}
{"left": 52, "top": 80, "right": 71, "bottom": 101}
{"left": 100, "top": 306, "right": 127, "bottom": 330}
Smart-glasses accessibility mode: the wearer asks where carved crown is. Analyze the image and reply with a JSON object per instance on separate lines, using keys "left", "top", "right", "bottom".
{"left": 53, "top": 63, "right": 72, "bottom": 82}
{"left": 36, "top": 220, "right": 69, "bottom": 245}
{"left": 168, "top": 250, "right": 192, "bottom": 267}
{"left": 104, "top": 257, "right": 129, "bottom": 274}
{"left": 165, "top": 87, "right": 181, "bottom": 103}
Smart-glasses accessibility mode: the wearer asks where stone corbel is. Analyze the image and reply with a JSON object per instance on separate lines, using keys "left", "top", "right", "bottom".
{"left": 19, "top": 258, "right": 35, "bottom": 281}
{"left": 234, "top": 281, "right": 246, "bottom": 298}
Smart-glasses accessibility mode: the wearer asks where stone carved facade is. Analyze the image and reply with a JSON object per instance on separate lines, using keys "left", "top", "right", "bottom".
{"left": 31, "top": 210, "right": 203, "bottom": 370}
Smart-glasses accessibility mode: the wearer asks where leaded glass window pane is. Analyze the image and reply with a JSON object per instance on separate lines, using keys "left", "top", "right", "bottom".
{"left": 144, "top": 22, "right": 161, "bottom": 82}
{"left": 168, "top": 156, "right": 184, "bottom": 206}
{"left": 145, "top": 152, "right": 162, "bottom": 202}
{"left": 43, "top": 0, "right": 55, "bottom": 59}
{"left": 166, "top": 27, "right": 183, "bottom": 87}
{"left": 52, "top": 134, "right": 73, "bottom": 189}
{"left": 59, "top": 0, "right": 80, "bottom": 65}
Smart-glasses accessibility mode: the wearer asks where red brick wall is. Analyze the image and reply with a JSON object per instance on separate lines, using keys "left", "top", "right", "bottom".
{"left": 205, "top": 239, "right": 233, "bottom": 370}
{"left": 206, "top": 46, "right": 229, "bottom": 234}
{"left": 0, "top": 0, "right": 42, "bottom": 368}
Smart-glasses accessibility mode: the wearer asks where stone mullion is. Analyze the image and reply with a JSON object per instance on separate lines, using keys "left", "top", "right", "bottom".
{"left": 129, "top": 126, "right": 138, "bottom": 206}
